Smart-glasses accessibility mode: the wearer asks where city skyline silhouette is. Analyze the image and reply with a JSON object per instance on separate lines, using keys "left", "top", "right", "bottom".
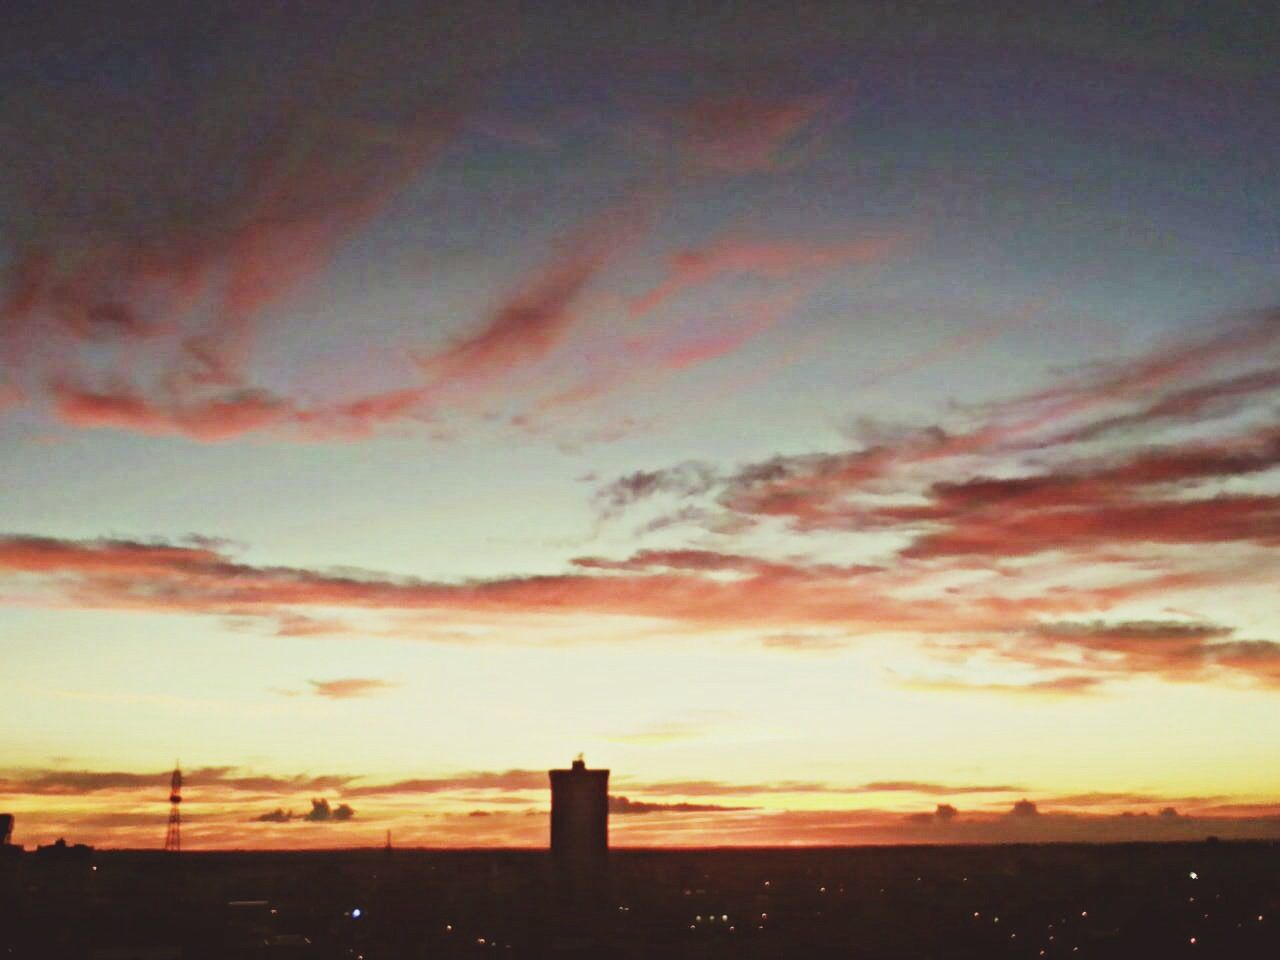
{"left": 3, "top": 0, "right": 1279, "bottom": 860}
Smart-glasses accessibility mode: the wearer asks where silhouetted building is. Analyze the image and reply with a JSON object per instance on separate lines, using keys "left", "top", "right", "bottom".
{"left": 548, "top": 757, "right": 611, "bottom": 953}
{"left": 0, "top": 813, "right": 17, "bottom": 859}
{"left": 33, "top": 838, "right": 93, "bottom": 862}
{"left": 550, "top": 756, "right": 609, "bottom": 879}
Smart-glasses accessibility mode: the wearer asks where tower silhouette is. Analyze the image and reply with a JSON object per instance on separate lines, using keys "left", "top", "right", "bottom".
{"left": 548, "top": 755, "right": 611, "bottom": 952}
{"left": 549, "top": 755, "right": 609, "bottom": 897}
{"left": 164, "top": 764, "right": 182, "bottom": 853}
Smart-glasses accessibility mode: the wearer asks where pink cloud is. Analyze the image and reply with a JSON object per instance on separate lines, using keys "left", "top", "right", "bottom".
{"left": 50, "top": 382, "right": 295, "bottom": 441}
{"left": 904, "top": 675, "right": 1108, "bottom": 697}
{"left": 421, "top": 206, "right": 649, "bottom": 388}
{"left": 677, "top": 93, "right": 833, "bottom": 172}
{"left": 3, "top": 530, "right": 1278, "bottom": 688}
{"left": 1, "top": 34, "right": 469, "bottom": 444}
{"left": 629, "top": 235, "right": 899, "bottom": 318}
{"left": 307, "top": 678, "right": 398, "bottom": 699}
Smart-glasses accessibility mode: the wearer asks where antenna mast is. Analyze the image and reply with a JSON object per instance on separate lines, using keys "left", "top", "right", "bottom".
{"left": 164, "top": 763, "right": 182, "bottom": 853}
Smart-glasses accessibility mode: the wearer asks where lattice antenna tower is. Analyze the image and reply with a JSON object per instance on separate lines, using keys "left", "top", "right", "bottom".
{"left": 164, "top": 763, "right": 182, "bottom": 853}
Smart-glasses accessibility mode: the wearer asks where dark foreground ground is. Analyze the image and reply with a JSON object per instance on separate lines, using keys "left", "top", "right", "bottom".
{"left": 2, "top": 842, "right": 1277, "bottom": 958}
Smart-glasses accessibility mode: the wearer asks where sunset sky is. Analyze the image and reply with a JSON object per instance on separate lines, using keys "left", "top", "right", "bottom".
{"left": 2, "top": 2, "right": 1279, "bottom": 849}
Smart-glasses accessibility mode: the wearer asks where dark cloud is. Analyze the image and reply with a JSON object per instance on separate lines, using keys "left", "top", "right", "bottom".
{"left": 253, "top": 799, "right": 354, "bottom": 823}
{"left": 1010, "top": 799, "right": 1040, "bottom": 818}
{"left": 1040, "top": 792, "right": 1222, "bottom": 808}
{"left": 0, "top": 769, "right": 162, "bottom": 794}
{"left": 0, "top": 766, "right": 352, "bottom": 796}
{"left": 608, "top": 795, "right": 751, "bottom": 815}
{"left": 1015, "top": 621, "right": 1280, "bottom": 686}
{"left": 303, "top": 798, "right": 354, "bottom": 822}
{"left": 594, "top": 461, "right": 719, "bottom": 515}
{"left": 1035, "top": 620, "right": 1232, "bottom": 644}
{"left": 906, "top": 802, "right": 959, "bottom": 825}
{"left": 1047, "top": 367, "right": 1280, "bottom": 445}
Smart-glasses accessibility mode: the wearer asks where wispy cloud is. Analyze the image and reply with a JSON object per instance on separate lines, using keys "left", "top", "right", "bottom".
{"left": 2, "top": 7, "right": 473, "bottom": 442}
{"left": 3, "top": 311, "right": 1280, "bottom": 693}
{"left": 341, "top": 770, "right": 547, "bottom": 798}
{"left": 420, "top": 206, "right": 648, "bottom": 388}
{"left": 674, "top": 93, "right": 835, "bottom": 173}
{"left": 608, "top": 795, "right": 751, "bottom": 815}
{"left": 903, "top": 675, "right": 1108, "bottom": 697}
{"left": 307, "top": 678, "right": 398, "bottom": 699}
{"left": 628, "top": 235, "right": 899, "bottom": 318}
{"left": 0, "top": 766, "right": 352, "bottom": 796}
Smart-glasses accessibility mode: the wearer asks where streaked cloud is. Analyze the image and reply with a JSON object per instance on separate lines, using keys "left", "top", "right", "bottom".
{"left": 307, "top": 678, "right": 398, "bottom": 699}
{"left": 608, "top": 795, "right": 751, "bottom": 815}
{"left": 675, "top": 93, "right": 834, "bottom": 173}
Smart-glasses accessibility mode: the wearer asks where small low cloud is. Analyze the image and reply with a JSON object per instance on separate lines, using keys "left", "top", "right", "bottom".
{"left": 254, "top": 798, "right": 355, "bottom": 823}
{"left": 1010, "top": 799, "right": 1040, "bottom": 818}
{"left": 905, "top": 803, "right": 959, "bottom": 825}
{"left": 308, "top": 678, "right": 397, "bottom": 699}
{"left": 904, "top": 675, "right": 1106, "bottom": 697}
{"left": 306, "top": 798, "right": 354, "bottom": 821}
{"left": 761, "top": 632, "right": 847, "bottom": 652}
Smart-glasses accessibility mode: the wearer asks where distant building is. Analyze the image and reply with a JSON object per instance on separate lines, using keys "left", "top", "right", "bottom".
{"left": 549, "top": 756, "right": 609, "bottom": 900}
{"left": 0, "top": 813, "right": 17, "bottom": 857}
{"left": 33, "top": 837, "right": 93, "bottom": 862}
